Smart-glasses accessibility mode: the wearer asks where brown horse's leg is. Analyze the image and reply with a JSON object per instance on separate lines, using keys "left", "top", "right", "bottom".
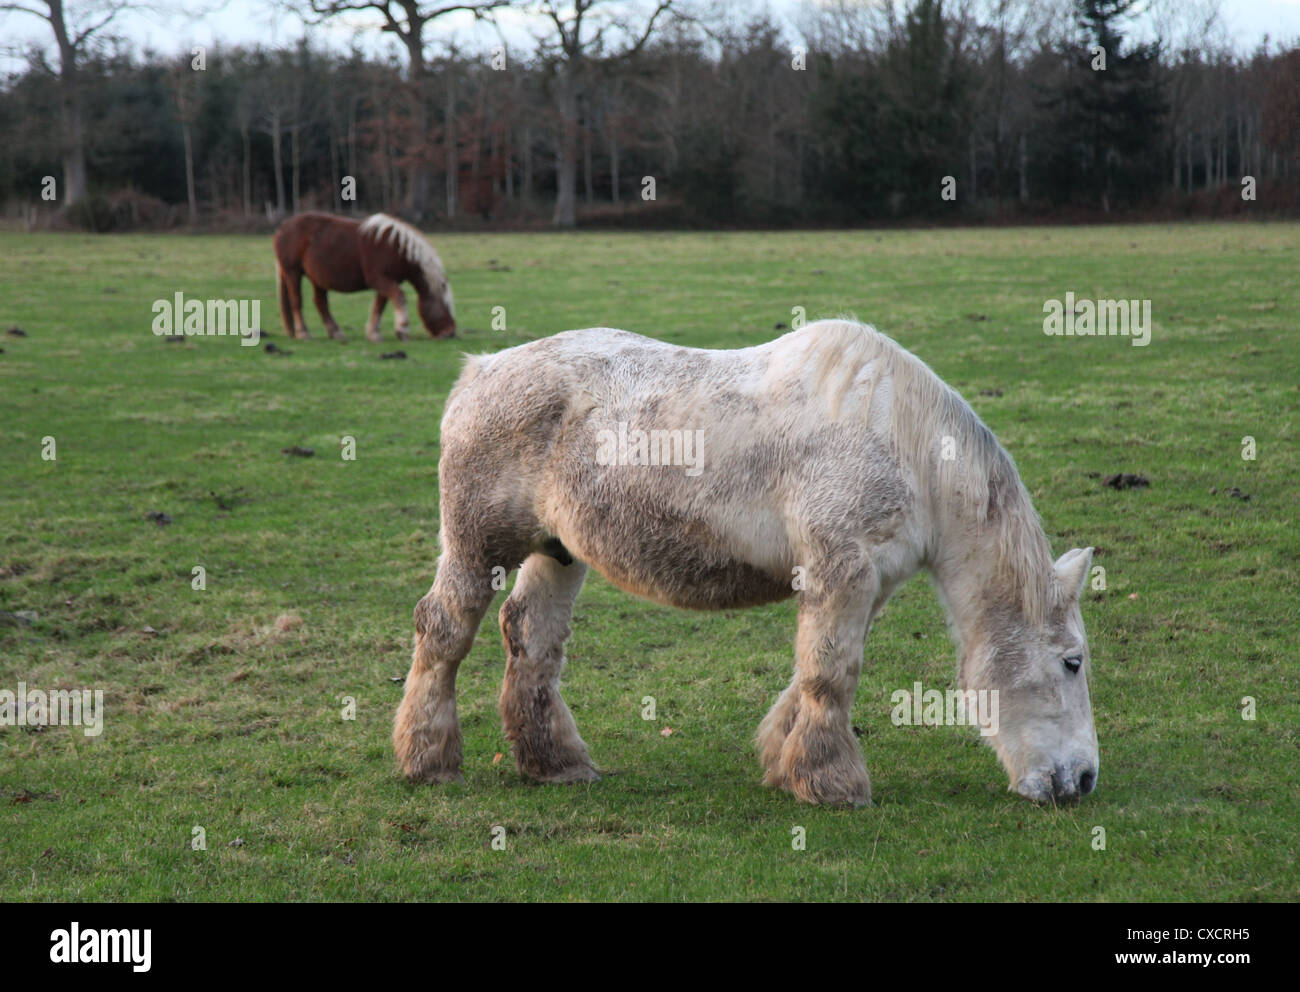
{"left": 365, "top": 293, "right": 387, "bottom": 344}
{"left": 761, "top": 561, "right": 876, "bottom": 807}
{"left": 277, "top": 267, "right": 294, "bottom": 336}
{"left": 394, "top": 553, "right": 496, "bottom": 783}
{"left": 313, "top": 286, "right": 345, "bottom": 341}
{"left": 498, "top": 553, "right": 597, "bottom": 783}
{"left": 372, "top": 280, "right": 410, "bottom": 341}
{"left": 282, "top": 268, "right": 310, "bottom": 339}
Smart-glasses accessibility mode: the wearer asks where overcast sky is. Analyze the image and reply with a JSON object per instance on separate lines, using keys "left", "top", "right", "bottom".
{"left": 2, "top": 0, "right": 1298, "bottom": 73}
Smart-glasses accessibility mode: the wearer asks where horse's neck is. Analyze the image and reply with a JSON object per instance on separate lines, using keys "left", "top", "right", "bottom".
{"left": 926, "top": 511, "right": 1027, "bottom": 659}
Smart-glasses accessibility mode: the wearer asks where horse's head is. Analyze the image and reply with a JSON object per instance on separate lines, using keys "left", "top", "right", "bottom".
{"left": 963, "top": 547, "right": 1099, "bottom": 803}
{"left": 418, "top": 285, "right": 457, "bottom": 339}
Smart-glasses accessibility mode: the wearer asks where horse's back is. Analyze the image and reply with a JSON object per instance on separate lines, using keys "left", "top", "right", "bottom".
{"left": 440, "top": 324, "right": 917, "bottom": 609}
{"left": 274, "top": 213, "right": 368, "bottom": 290}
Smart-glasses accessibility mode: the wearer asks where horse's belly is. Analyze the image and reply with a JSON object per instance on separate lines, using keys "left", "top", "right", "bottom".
{"left": 547, "top": 485, "right": 794, "bottom": 611}
{"left": 588, "top": 544, "right": 795, "bottom": 611}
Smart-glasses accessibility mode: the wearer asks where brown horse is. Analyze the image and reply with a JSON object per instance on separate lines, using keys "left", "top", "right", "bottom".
{"left": 273, "top": 212, "right": 456, "bottom": 341}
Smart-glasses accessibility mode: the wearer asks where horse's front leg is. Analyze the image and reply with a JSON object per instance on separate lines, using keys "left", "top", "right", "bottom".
{"left": 760, "top": 562, "right": 875, "bottom": 807}
{"left": 394, "top": 554, "right": 495, "bottom": 783}
{"left": 371, "top": 279, "right": 411, "bottom": 341}
{"left": 313, "top": 286, "right": 345, "bottom": 341}
{"left": 498, "top": 553, "right": 598, "bottom": 783}
{"left": 365, "top": 293, "right": 388, "bottom": 344}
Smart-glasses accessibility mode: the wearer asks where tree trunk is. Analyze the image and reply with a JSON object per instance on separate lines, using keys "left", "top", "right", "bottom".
{"left": 1019, "top": 133, "right": 1028, "bottom": 204}
{"left": 241, "top": 121, "right": 252, "bottom": 217}
{"left": 406, "top": 29, "right": 431, "bottom": 219}
{"left": 50, "top": 0, "right": 87, "bottom": 206}
{"left": 182, "top": 117, "right": 198, "bottom": 223}
{"left": 329, "top": 101, "right": 340, "bottom": 210}
{"left": 969, "top": 133, "right": 977, "bottom": 201}
{"left": 523, "top": 125, "right": 533, "bottom": 199}
{"left": 583, "top": 97, "right": 594, "bottom": 206}
{"left": 291, "top": 122, "right": 301, "bottom": 213}
{"left": 609, "top": 127, "right": 619, "bottom": 203}
{"left": 444, "top": 70, "right": 457, "bottom": 218}
{"left": 553, "top": 68, "right": 579, "bottom": 227}
{"left": 272, "top": 108, "right": 286, "bottom": 216}
{"left": 348, "top": 99, "right": 358, "bottom": 213}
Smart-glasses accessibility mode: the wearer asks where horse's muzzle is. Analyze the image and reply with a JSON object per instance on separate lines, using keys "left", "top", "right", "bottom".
{"left": 1017, "top": 761, "right": 1098, "bottom": 803}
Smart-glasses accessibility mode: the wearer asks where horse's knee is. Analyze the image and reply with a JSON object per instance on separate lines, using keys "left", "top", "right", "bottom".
{"left": 498, "top": 593, "right": 567, "bottom": 668}
{"left": 413, "top": 585, "right": 484, "bottom": 668}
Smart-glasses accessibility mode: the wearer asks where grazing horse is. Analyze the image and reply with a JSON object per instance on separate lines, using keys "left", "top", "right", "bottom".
{"left": 394, "top": 320, "right": 1099, "bottom": 807}
{"left": 273, "top": 212, "right": 456, "bottom": 341}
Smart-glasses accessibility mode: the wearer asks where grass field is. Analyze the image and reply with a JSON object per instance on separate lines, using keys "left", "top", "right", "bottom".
{"left": 1, "top": 223, "right": 1296, "bottom": 901}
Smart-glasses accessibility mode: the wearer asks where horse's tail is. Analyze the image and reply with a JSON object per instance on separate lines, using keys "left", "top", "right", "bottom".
{"left": 276, "top": 264, "right": 293, "bottom": 336}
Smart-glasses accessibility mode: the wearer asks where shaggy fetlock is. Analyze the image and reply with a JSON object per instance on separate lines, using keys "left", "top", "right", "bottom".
{"left": 770, "top": 711, "right": 872, "bottom": 807}
{"left": 756, "top": 685, "right": 801, "bottom": 777}
{"left": 393, "top": 666, "right": 464, "bottom": 783}
{"left": 499, "top": 682, "right": 598, "bottom": 783}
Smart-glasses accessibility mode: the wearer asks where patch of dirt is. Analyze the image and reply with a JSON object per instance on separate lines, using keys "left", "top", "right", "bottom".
{"left": 1102, "top": 473, "right": 1149, "bottom": 490}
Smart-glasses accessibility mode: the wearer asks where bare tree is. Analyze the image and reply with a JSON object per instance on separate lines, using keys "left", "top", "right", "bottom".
{"left": 0, "top": 0, "right": 131, "bottom": 205}
{"left": 306, "top": 0, "right": 507, "bottom": 217}
{"left": 169, "top": 57, "right": 200, "bottom": 223}
{"left": 536, "top": 0, "right": 673, "bottom": 227}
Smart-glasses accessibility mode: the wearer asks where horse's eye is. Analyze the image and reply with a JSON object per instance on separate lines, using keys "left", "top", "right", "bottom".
{"left": 1063, "top": 656, "right": 1083, "bottom": 674}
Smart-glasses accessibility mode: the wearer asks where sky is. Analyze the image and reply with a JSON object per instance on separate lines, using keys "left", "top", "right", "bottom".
{"left": 2, "top": 0, "right": 1298, "bottom": 73}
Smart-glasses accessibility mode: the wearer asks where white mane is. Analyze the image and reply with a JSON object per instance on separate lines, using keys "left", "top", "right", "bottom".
{"left": 359, "top": 213, "right": 454, "bottom": 314}
{"left": 798, "top": 320, "right": 1056, "bottom": 625}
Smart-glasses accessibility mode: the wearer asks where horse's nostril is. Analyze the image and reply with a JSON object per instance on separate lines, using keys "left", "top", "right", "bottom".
{"left": 1079, "top": 770, "right": 1096, "bottom": 795}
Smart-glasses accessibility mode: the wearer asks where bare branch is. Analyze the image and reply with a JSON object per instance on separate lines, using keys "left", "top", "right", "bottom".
{"left": 0, "top": 2, "right": 50, "bottom": 19}
{"left": 72, "top": 1, "right": 131, "bottom": 48}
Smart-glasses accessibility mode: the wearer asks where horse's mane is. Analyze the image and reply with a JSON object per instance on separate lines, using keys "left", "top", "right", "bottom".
{"left": 806, "top": 319, "right": 1056, "bottom": 625}
{"left": 360, "top": 214, "right": 455, "bottom": 314}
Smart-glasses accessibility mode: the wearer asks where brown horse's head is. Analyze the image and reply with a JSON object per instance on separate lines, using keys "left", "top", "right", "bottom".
{"left": 418, "top": 283, "right": 457, "bottom": 339}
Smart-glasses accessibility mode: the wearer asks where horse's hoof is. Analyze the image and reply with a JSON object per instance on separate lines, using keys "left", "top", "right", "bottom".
{"left": 405, "top": 767, "right": 464, "bottom": 785}
{"left": 537, "top": 765, "right": 600, "bottom": 785}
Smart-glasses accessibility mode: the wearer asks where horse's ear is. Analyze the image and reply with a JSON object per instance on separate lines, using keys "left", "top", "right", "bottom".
{"left": 1054, "top": 547, "right": 1094, "bottom": 600}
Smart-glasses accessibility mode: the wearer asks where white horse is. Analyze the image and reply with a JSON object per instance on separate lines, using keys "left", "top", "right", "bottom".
{"left": 394, "top": 319, "right": 1099, "bottom": 806}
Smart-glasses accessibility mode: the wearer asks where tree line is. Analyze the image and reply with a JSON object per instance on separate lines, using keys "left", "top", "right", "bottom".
{"left": 2, "top": 0, "right": 1298, "bottom": 229}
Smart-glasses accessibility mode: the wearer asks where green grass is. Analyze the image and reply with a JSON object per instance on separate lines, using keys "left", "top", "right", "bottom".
{"left": 0, "top": 223, "right": 1296, "bottom": 901}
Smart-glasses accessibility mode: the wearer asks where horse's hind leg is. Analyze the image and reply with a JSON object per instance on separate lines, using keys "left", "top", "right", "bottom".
{"left": 365, "top": 293, "right": 388, "bottom": 344}
{"left": 498, "top": 553, "right": 598, "bottom": 783}
{"left": 312, "top": 286, "right": 345, "bottom": 341}
{"left": 761, "top": 562, "right": 876, "bottom": 807}
{"left": 281, "top": 267, "right": 310, "bottom": 339}
{"left": 394, "top": 554, "right": 495, "bottom": 783}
